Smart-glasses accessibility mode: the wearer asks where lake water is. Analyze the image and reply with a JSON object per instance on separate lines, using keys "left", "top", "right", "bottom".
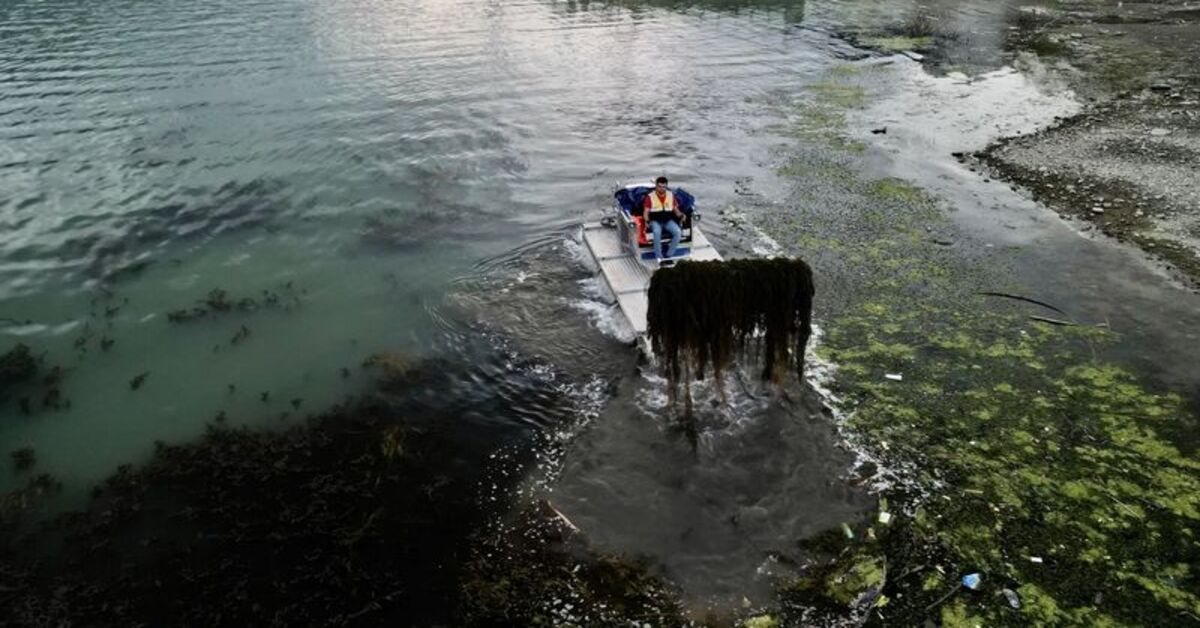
{"left": 6, "top": 0, "right": 1198, "bottom": 613}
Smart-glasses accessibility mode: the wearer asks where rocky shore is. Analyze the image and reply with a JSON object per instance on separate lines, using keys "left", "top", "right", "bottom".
{"left": 978, "top": 1, "right": 1200, "bottom": 289}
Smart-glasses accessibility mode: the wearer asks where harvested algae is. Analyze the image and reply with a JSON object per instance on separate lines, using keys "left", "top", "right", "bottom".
{"left": 646, "top": 258, "right": 815, "bottom": 409}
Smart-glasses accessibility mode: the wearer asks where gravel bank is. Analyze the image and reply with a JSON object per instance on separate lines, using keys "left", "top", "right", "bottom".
{"left": 977, "top": 0, "right": 1200, "bottom": 288}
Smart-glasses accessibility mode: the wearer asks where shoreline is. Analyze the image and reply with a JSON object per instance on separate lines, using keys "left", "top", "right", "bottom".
{"left": 975, "top": 1, "right": 1200, "bottom": 291}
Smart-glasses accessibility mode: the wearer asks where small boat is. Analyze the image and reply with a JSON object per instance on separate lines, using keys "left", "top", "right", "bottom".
{"left": 582, "top": 182, "right": 722, "bottom": 341}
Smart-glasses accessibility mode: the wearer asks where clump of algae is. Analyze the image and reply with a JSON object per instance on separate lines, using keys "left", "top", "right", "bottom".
{"left": 646, "top": 258, "right": 815, "bottom": 417}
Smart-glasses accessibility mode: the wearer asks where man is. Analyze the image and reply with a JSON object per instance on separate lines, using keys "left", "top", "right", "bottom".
{"left": 642, "top": 176, "right": 685, "bottom": 267}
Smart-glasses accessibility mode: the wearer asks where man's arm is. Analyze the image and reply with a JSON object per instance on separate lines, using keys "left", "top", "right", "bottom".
{"left": 643, "top": 195, "right": 652, "bottom": 224}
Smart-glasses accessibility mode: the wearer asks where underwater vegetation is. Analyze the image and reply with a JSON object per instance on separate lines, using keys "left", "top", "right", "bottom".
{"left": 0, "top": 352, "right": 574, "bottom": 625}
{"left": 360, "top": 208, "right": 455, "bottom": 250}
{"left": 10, "top": 447, "right": 35, "bottom": 473}
{"left": 0, "top": 344, "right": 37, "bottom": 388}
{"left": 753, "top": 60, "right": 1200, "bottom": 625}
{"left": 1, "top": 343, "right": 73, "bottom": 414}
{"left": 166, "top": 282, "right": 304, "bottom": 323}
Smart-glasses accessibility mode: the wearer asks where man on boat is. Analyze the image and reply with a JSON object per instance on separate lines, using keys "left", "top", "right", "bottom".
{"left": 643, "top": 176, "right": 685, "bottom": 267}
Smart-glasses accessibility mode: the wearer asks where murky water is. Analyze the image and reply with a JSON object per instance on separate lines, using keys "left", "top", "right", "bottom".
{"left": 5, "top": 0, "right": 1198, "bottom": 615}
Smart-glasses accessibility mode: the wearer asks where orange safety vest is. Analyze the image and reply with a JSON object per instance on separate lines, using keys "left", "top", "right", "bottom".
{"left": 647, "top": 190, "right": 675, "bottom": 216}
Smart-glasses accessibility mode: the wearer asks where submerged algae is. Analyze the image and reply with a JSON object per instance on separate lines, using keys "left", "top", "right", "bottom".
{"left": 823, "top": 301, "right": 1199, "bottom": 621}
{"left": 764, "top": 67, "right": 877, "bottom": 158}
{"left": 753, "top": 60, "right": 1200, "bottom": 626}
{"left": 459, "top": 501, "right": 691, "bottom": 626}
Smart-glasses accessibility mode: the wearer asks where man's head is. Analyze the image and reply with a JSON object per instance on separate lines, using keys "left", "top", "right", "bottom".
{"left": 655, "top": 176, "right": 669, "bottom": 192}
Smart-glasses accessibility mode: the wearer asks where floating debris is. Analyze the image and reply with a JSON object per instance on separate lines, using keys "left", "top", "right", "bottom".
{"left": 1002, "top": 587, "right": 1021, "bottom": 609}
{"left": 961, "top": 573, "right": 982, "bottom": 590}
{"left": 884, "top": 373, "right": 903, "bottom": 381}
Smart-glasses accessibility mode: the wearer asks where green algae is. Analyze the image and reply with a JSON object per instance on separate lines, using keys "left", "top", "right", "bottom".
{"left": 779, "top": 537, "right": 888, "bottom": 618}
{"left": 817, "top": 283, "right": 1200, "bottom": 625}
{"left": 868, "top": 178, "right": 927, "bottom": 205}
{"left": 808, "top": 80, "right": 867, "bottom": 109}
{"left": 755, "top": 61, "right": 1200, "bottom": 626}
{"left": 862, "top": 36, "right": 934, "bottom": 52}
{"left": 740, "top": 614, "right": 779, "bottom": 628}
{"left": 764, "top": 70, "right": 875, "bottom": 155}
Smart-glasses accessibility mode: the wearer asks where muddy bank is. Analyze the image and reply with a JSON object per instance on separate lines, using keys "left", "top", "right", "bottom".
{"left": 977, "top": 0, "right": 1200, "bottom": 289}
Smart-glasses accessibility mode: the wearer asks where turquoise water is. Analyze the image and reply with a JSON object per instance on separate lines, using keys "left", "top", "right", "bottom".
{"left": 1, "top": 0, "right": 852, "bottom": 497}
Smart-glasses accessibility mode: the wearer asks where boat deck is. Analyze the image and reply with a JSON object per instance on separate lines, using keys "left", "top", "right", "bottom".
{"left": 581, "top": 221, "right": 722, "bottom": 336}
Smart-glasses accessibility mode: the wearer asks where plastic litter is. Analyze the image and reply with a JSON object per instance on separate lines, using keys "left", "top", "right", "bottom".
{"left": 961, "top": 573, "right": 982, "bottom": 590}
{"left": 840, "top": 522, "right": 854, "bottom": 539}
{"left": 1029, "top": 556, "right": 1043, "bottom": 564}
{"left": 878, "top": 511, "right": 893, "bottom": 525}
{"left": 885, "top": 373, "right": 903, "bottom": 381}
{"left": 1002, "top": 588, "right": 1021, "bottom": 609}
